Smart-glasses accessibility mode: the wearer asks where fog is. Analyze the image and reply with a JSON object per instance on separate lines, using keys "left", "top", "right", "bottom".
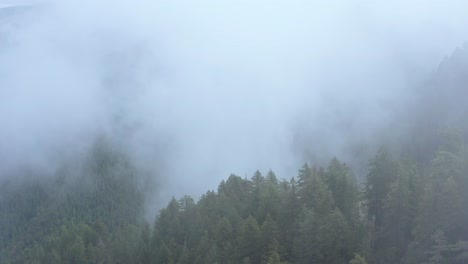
{"left": 1, "top": 0, "right": 468, "bottom": 205}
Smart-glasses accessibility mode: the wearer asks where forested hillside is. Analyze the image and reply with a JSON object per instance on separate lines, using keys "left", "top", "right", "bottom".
{"left": 402, "top": 44, "right": 468, "bottom": 162}
{"left": 1, "top": 131, "right": 468, "bottom": 263}
{"left": 0, "top": 139, "right": 148, "bottom": 263}
{"left": 2, "top": 5, "right": 468, "bottom": 261}
{"left": 150, "top": 131, "right": 468, "bottom": 264}
{"left": 148, "top": 46, "right": 468, "bottom": 264}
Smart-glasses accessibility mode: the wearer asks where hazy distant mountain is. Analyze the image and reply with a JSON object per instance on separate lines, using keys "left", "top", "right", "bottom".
{"left": 399, "top": 44, "right": 468, "bottom": 162}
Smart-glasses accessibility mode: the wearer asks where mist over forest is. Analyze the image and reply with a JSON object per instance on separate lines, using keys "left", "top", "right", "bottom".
{"left": 1, "top": 0, "right": 468, "bottom": 263}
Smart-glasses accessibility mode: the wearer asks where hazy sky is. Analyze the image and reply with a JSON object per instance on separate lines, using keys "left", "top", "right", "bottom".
{"left": 1, "top": 0, "right": 468, "bottom": 205}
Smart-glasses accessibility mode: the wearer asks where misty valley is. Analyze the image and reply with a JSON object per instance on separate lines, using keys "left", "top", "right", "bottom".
{"left": 2, "top": 129, "right": 468, "bottom": 263}
{"left": 2, "top": 0, "right": 468, "bottom": 264}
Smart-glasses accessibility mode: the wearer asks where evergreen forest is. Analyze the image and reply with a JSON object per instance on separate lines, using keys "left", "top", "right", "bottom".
{"left": 2, "top": 3, "right": 468, "bottom": 264}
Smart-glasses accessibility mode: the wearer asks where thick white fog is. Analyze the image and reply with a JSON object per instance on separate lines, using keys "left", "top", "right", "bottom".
{"left": 1, "top": 0, "right": 468, "bottom": 203}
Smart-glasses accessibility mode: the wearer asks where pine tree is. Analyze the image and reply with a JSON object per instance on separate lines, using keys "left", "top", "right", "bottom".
{"left": 298, "top": 165, "right": 334, "bottom": 215}
{"left": 426, "top": 229, "right": 448, "bottom": 264}
{"left": 320, "top": 208, "right": 351, "bottom": 264}
{"left": 364, "top": 146, "right": 398, "bottom": 262}
{"left": 293, "top": 207, "right": 321, "bottom": 263}
{"left": 157, "top": 242, "right": 173, "bottom": 264}
{"left": 137, "top": 222, "right": 151, "bottom": 264}
{"left": 239, "top": 216, "right": 262, "bottom": 263}
{"left": 365, "top": 147, "right": 398, "bottom": 230}
{"left": 349, "top": 253, "right": 367, "bottom": 264}
{"left": 377, "top": 161, "right": 416, "bottom": 263}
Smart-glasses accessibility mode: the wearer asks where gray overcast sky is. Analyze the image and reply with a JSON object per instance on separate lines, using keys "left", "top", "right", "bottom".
{"left": 1, "top": 0, "right": 468, "bottom": 204}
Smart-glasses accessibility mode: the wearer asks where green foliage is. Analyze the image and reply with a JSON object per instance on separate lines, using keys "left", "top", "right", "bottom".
{"left": 148, "top": 132, "right": 467, "bottom": 264}
{"left": 0, "top": 138, "right": 146, "bottom": 264}
{"left": 365, "top": 147, "right": 398, "bottom": 230}
{"left": 157, "top": 242, "right": 173, "bottom": 264}
{"left": 1, "top": 131, "right": 468, "bottom": 264}
{"left": 349, "top": 253, "right": 367, "bottom": 264}
{"left": 150, "top": 164, "right": 360, "bottom": 264}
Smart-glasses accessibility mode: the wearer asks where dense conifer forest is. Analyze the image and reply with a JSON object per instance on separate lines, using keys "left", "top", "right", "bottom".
{"left": 2, "top": 46, "right": 468, "bottom": 263}
{"left": 1, "top": 130, "right": 468, "bottom": 263}
{"left": 146, "top": 130, "right": 468, "bottom": 264}
{"left": 3, "top": 3, "right": 468, "bottom": 264}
